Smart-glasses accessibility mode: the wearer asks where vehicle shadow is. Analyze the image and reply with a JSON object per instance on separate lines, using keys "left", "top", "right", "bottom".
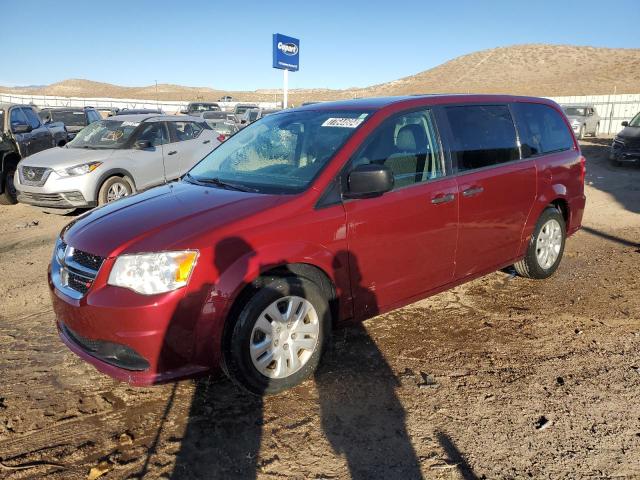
{"left": 314, "top": 250, "right": 423, "bottom": 479}
{"left": 580, "top": 138, "right": 640, "bottom": 216}
{"left": 160, "top": 239, "right": 422, "bottom": 479}
{"left": 436, "top": 431, "right": 479, "bottom": 480}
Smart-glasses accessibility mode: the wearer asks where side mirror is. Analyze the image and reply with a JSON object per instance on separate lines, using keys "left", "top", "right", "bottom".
{"left": 134, "top": 139, "right": 152, "bottom": 149}
{"left": 345, "top": 164, "right": 394, "bottom": 199}
{"left": 12, "top": 123, "right": 32, "bottom": 134}
{"left": 621, "top": 121, "right": 629, "bottom": 127}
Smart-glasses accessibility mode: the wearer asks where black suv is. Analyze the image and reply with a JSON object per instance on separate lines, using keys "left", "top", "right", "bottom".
{"left": 0, "top": 103, "right": 67, "bottom": 204}
{"left": 39, "top": 107, "right": 102, "bottom": 141}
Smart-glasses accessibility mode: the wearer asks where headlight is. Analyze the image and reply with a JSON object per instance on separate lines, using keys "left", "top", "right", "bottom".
{"left": 56, "top": 161, "right": 102, "bottom": 177}
{"left": 108, "top": 251, "right": 198, "bottom": 295}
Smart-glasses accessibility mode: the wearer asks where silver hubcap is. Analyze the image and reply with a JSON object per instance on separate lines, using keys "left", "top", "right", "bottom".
{"left": 536, "top": 219, "right": 562, "bottom": 269}
{"left": 249, "top": 296, "right": 320, "bottom": 379}
{"left": 106, "top": 182, "right": 129, "bottom": 202}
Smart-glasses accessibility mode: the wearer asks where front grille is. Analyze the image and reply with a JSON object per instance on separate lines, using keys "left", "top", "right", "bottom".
{"left": 67, "top": 271, "right": 92, "bottom": 294}
{"left": 61, "top": 323, "right": 150, "bottom": 371}
{"left": 19, "top": 166, "right": 51, "bottom": 186}
{"left": 52, "top": 241, "right": 104, "bottom": 298}
{"left": 72, "top": 249, "right": 104, "bottom": 271}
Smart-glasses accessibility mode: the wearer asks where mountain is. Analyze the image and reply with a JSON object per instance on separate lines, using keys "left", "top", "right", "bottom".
{"left": 1, "top": 45, "right": 638, "bottom": 104}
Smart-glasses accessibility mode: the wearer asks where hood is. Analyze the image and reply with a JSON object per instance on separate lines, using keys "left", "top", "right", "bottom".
{"left": 19, "top": 146, "right": 116, "bottom": 169}
{"left": 617, "top": 125, "right": 640, "bottom": 140}
{"left": 62, "top": 181, "right": 288, "bottom": 257}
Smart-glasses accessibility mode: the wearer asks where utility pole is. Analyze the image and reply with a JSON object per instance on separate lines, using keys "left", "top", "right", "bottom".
{"left": 155, "top": 80, "right": 159, "bottom": 108}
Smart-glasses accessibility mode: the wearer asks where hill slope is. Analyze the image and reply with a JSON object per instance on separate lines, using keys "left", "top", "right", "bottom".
{"left": 1, "top": 44, "right": 638, "bottom": 104}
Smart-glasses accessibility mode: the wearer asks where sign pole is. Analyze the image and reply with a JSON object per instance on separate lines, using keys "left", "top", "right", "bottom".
{"left": 283, "top": 69, "right": 289, "bottom": 109}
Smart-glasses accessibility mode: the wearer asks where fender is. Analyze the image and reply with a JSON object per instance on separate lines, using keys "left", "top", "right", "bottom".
{"left": 188, "top": 240, "right": 351, "bottom": 368}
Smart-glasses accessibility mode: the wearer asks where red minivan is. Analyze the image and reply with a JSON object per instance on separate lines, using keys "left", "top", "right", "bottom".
{"left": 49, "top": 95, "right": 586, "bottom": 394}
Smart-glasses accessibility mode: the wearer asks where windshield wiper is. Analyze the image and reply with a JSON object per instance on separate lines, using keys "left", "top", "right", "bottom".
{"left": 184, "top": 173, "right": 258, "bottom": 192}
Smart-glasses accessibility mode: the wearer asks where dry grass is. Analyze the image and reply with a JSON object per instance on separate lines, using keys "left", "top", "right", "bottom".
{"left": 2, "top": 44, "right": 639, "bottom": 104}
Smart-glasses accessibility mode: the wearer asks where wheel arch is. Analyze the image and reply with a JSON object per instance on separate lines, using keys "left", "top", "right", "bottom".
{"left": 95, "top": 168, "right": 137, "bottom": 201}
{"left": 0, "top": 151, "right": 21, "bottom": 193}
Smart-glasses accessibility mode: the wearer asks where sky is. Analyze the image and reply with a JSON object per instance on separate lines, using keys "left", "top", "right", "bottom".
{"left": 2, "top": 0, "right": 639, "bottom": 91}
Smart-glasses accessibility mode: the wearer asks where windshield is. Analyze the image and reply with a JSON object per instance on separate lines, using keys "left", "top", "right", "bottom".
{"left": 235, "top": 106, "right": 256, "bottom": 115}
{"left": 187, "top": 109, "right": 370, "bottom": 193}
{"left": 248, "top": 110, "right": 260, "bottom": 121}
{"left": 190, "top": 103, "right": 218, "bottom": 112}
{"left": 52, "top": 110, "right": 86, "bottom": 126}
{"left": 68, "top": 120, "right": 139, "bottom": 149}
{"left": 564, "top": 107, "right": 587, "bottom": 116}
{"left": 628, "top": 112, "right": 640, "bottom": 127}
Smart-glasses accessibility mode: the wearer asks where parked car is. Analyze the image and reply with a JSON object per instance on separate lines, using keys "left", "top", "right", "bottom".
{"left": 181, "top": 102, "right": 220, "bottom": 115}
{"left": 562, "top": 105, "right": 601, "bottom": 139}
{"left": 15, "top": 114, "right": 219, "bottom": 211}
{"left": 219, "top": 96, "right": 234, "bottom": 102}
{"left": 204, "top": 119, "right": 239, "bottom": 141}
{"left": 115, "top": 108, "right": 164, "bottom": 116}
{"left": 610, "top": 111, "right": 640, "bottom": 166}
{"left": 49, "top": 95, "right": 585, "bottom": 395}
{"left": 39, "top": 107, "right": 102, "bottom": 141}
{"left": 233, "top": 103, "right": 258, "bottom": 121}
{"left": 237, "top": 108, "right": 261, "bottom": 128}
{"left": 0, "top": 103, "right": 67, "bottom": 204}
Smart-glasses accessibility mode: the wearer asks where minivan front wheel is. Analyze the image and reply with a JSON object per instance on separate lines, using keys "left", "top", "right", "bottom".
{"left": 223, "top": 276, "right": 329, "bottom": 395}
{"left": 514, "top": 207, "right": 566, "bottom": 279}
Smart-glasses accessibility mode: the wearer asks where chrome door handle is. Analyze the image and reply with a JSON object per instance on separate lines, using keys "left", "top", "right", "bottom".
{"left": 202, "top": 140, "right": 211, "bottom": 144}
{"left": 167, "top": 150, "right": 177, "bottom": 155}
{"left": 462, "top": 186, "right": 484, "bottom": 197}
{"left": 431, "top": 193, "right": 455, "bottom": 204}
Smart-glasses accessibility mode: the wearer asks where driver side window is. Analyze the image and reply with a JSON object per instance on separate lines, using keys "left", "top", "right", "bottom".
{"left": 350, "top": 109, "right": 444, "bottom": 189}
{"left": 136, "top": 123, "right": 168, "bottom": 147}
{"left": 10, "top": 108, "right": 28, "bottom": 130}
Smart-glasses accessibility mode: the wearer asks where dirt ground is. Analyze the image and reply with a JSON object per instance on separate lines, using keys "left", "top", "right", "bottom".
{"left": 0, "top": 139, "right": 639, "bottom": 480}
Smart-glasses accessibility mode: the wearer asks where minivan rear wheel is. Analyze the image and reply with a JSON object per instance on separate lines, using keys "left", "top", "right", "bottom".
{"left": 223, "top": 276, "right": 329, "bottom": 395}
{"left": 514, "top": 207, "right": 566, "bottom": 279}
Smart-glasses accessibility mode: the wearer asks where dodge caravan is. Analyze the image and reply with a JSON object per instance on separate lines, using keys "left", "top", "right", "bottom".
{"left": 49, "top": 95, "right": 586, "bottom": 395}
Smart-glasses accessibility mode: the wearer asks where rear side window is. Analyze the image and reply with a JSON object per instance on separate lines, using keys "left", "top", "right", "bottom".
{"left": 446, "top": 105, "right": 519, "bottom": 171}
{"left": 351, "top": 108, "right": 444, "bottom": 189}
{"left": 170, "top": 121, "right": 204, "bottom": 141}
{"left": 513, "top": 103, "right": 574, "bottom": 156}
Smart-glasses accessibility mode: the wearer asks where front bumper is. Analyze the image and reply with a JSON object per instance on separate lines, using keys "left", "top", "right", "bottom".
{"left": 610, "top": 144, "right": 640, "bottom": 162}
{"left": 14, "top": 168, "right": 98, "bottom": 209}
{"left": 48, "top": 249, "right": 222, "bottom": 385}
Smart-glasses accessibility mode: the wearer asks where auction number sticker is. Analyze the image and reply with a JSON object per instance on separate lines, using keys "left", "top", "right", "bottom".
{"left": 322, "top": 117, "right": 365, "bottom": 128}
{"left": 121, "top": 121, "right": 140, "bottom": 127}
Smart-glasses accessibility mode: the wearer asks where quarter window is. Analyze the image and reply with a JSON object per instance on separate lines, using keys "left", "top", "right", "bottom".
{"left": 350, "top": 109, "right": 444, "bottom": 189}
{"left": 512, "top": 103, "right": 574, "bottom": 156}
{"left": 446, "top": 105, "right": 519, "bottom": 171}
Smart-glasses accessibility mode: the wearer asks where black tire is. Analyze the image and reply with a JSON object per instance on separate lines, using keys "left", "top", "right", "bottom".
{"left": 514, "top": 207, "right": 566, "bottom": 279}
{"left": 223, "top": 275, "right": 330, "bottom": 395}
{"left": 0, "top": 164, "right": 18, "bottom": 205}
{"left": 98, "top": 176, "right": 133, "bottom": 205}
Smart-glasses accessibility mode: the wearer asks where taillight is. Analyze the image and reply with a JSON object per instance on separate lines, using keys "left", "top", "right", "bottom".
{"left": 579, "top": 155, "right": 586, "bottom": 184}
{"left": 217, "top": 134, "right": 226, "bottom": 142}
